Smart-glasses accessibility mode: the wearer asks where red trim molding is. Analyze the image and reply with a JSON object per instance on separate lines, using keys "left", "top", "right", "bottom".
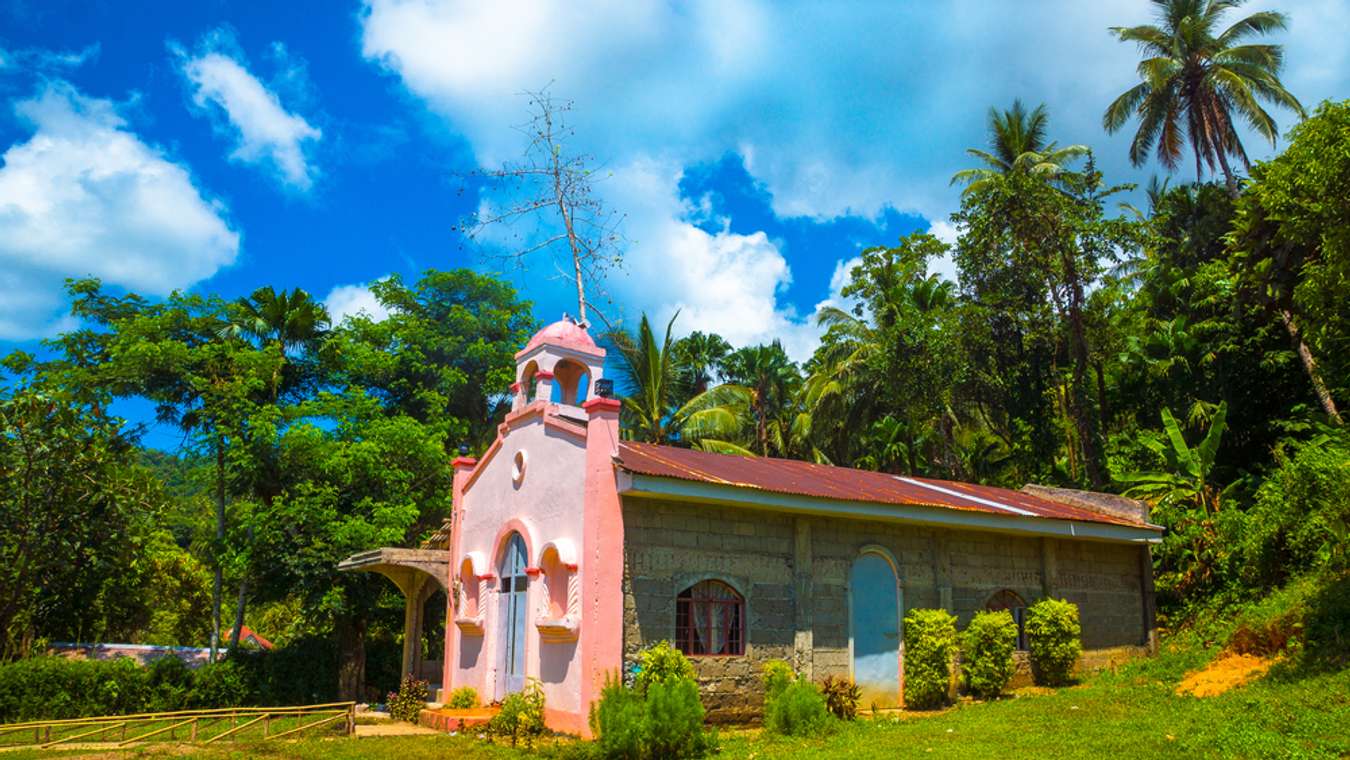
{"left": 582, "top": 397, "right": 621, "bottom": 413}
{"left": 534, "top": 370, "right": 555, "bottom": 380}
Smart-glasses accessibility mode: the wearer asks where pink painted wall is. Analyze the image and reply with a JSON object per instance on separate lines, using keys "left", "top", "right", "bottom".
{"left": 450, "top": 401, "right": 589, "bottom": 721}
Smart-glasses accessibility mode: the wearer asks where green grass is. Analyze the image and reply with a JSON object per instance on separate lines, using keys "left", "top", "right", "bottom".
{"left": 12, "top": 620, "right": 1350, "bottom": 759}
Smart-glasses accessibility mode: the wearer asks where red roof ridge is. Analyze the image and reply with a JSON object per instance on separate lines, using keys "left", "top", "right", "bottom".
{"left": 616, "top": 441, "right": 1156, "bottom": 530}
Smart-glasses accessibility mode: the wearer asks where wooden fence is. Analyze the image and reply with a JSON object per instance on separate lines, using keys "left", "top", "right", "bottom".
{"left": 0, "top": 702, "right": 355, "bottom": 750}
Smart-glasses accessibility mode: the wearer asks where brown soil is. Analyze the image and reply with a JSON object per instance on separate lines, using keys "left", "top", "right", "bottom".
{"left": 1176, "top": 652, "right": 1276, "bottom": 697}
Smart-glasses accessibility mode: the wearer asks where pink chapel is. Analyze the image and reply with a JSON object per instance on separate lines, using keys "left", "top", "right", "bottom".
{"left": 341, "top": 317, "right": 1163, "bottom": 735}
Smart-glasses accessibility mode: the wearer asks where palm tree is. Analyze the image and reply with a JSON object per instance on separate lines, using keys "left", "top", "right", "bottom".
{"left": 221, "top": 286, "right": 331, "bottom": 401}
{"left": 673, "top": 331, "right": 732, "bottom": 398}
{"left": 1103, "top": 0, "right": 1304, "bottom": 194}
{"left": 952, "top": 100, "right": 1088, "bottom": 194}
{"left": 610, "top": 313, "right": 751, "bottom": 454}
{"left": 719, "top": 341, "right": 801, "bottom": 457}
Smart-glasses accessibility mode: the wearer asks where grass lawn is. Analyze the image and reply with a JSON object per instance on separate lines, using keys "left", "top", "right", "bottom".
{"left": 15, "top": 641, "right": 1349, "bottom": 759}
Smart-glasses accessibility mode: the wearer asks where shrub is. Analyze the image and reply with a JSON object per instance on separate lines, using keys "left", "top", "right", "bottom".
{"left": 188, "top": 658, "right": 256, "bottom": 708}
{"left": 820, "top": 675, "right": 861, "bottom": 720}
{"left": 644, "top": 675, "right": 715, "bottom": 757}
{"left": 489, "top": 678, "right": 547, "bottom": 747}
{"left": 447, "top": 685, "right": 479, "bottom": 709}
{"left": 0, "top": 656, "right": 154, "bottom": 722}
{"left": 764, "top": 679, "right": 832, "bottom": 737}
{"left": 146, "top": 655, "right": 194, "bottom": 711}
{"left": 759, "top": 660, "right": 832, "bottom": 737}
{"left": 760, "top": 659, "right": 795, "bottom": 703}
{"left": 961, "top": 610, "right": 1018, "bottom": 698}
{"left": 591, "top": 673, "right": 648, "bottom": 758}
{"left": 633, "top": 640, "right": 696, "bottom": 696}
{"left": 1025, "top": 598, "right": 1082, "bottom": 686}
{"left": 903, "top": 608, "right": 957, "bottom": 709}
{"left": 590, "top": 669, "right": 717, "bottom": 759}
{"left": 387, "top": 674, "right": 430, "bottom": 723}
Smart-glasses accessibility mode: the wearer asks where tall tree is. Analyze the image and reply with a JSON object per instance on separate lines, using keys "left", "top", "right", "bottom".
{"left": 460, "top": 89, "right": 624, "bottom": 327}
{"left": 952, "top": 99, "right": 1088, "bottom": 195}
{"left": 673, "top": 331, "right": 732, "bottom": 399}
{"left": 719, "top": 341, "right": 800, "bottom": 457}
{"left": 1229, "top": 100, "right": 1350, "bottom": 424}
{"left": 609, "top": 314, "right": 749, "bottom": 453}
{"left": 1103, "top": 0, "right": 1304, "bottom": 194}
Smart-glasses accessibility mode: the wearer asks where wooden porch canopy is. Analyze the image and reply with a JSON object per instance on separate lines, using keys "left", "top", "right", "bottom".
{"left": 338, "top": 548, "right": 449, "bottom": 684}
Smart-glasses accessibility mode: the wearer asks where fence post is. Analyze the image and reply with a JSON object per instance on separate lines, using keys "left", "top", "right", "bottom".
{"left": 264, "top": 714, "right": 270, "bottom": 738}
{"left": 190, "top": 718, "right": 198, "bottom": 742}
{"left": 347, "top": 703, "right": 355, "bottom": 736}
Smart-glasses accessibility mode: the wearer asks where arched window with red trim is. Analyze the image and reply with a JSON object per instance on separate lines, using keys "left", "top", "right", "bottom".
{"left": 676, "top": 580, "right": 744, "bottom": 656}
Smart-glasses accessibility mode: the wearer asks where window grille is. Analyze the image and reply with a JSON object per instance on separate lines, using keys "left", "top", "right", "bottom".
{"left": 676, "top": 580, "right": 745, "bottom": 656}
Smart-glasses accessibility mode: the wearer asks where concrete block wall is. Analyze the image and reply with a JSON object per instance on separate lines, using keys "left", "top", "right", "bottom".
{"left": 621, "top": 495, "right": 1152, "bottom": 720}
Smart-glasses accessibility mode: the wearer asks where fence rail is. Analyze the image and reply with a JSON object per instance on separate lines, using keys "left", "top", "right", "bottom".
{"left": 0, "top": 702, "right": 355, "bottom": 749}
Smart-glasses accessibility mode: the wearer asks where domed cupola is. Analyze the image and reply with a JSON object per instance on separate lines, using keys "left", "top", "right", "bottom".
{"left": 512, "top": 314, "right": 606, "bottom": 412}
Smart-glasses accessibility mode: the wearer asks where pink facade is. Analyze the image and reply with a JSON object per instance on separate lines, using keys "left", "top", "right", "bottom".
{"left": 445, "top": 317, "right": 620, "bottom": 736}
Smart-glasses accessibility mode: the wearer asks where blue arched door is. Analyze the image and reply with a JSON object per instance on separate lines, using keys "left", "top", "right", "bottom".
{"left": 850, "top": 551, "right": 901, "bottom": 708}
{"left": 497, "top": 533, "right": 529, "bottom": 698}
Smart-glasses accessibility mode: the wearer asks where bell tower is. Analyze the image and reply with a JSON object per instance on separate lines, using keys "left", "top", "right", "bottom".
{"left": 511, "top": 315, "right": 606, "bottom": 413}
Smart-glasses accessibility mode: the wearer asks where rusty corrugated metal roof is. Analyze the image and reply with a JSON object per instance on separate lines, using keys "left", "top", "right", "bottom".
{"left": 616, "top": 441, "right": 1152, "bottom": 529}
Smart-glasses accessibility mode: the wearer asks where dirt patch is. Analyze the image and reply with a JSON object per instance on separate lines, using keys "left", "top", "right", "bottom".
{"left": 1176, "top": 653, "right": 1276, "bottom": 697}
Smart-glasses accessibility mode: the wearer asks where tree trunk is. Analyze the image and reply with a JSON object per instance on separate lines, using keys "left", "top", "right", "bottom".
{"left": 211, "top": 439, "right": 225, "bottom": 663}
{"left": 1062, "top": 251, "right": 1106, "bottom": 488}
{"left": 336, "top": 614, "right": 367, "bottom": 702}
{"left": 1280, "top": 309, "right": 1343, "bottom": 425}
{"left": 229, "top": 578, "right": 248, "bottom": 648}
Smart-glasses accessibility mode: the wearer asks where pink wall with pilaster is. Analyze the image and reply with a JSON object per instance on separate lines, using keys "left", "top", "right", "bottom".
{"left": 448, "top": 402, "right": 589, "bottom": 727}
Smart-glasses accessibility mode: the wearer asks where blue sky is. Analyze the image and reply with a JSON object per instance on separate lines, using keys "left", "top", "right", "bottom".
{"left": 1, "top": 0, "right": 1346, "bottom": 365}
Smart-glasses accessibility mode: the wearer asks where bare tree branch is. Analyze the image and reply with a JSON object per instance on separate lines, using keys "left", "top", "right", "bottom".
{"left": 457, "top": 86, "right": 626, "bottom": 327}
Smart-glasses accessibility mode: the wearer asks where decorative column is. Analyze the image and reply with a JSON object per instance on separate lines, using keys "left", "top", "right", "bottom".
{"left": 579, "top": 396, "right": 622, "bottom": 738}
{"left": 444, "top": 454, "right": 478, "bottom": 695}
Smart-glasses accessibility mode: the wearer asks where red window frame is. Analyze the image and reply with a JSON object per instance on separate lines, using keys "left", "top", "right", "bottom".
{"left": 675, "top": 580, "right": 745, "bottom": 656}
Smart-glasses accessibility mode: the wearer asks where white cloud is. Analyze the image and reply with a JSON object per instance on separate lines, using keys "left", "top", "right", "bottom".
{"left": 360, "top": 0, "right": 1347, "bottom": 357}
{"left": 324, "top": 282, "right": 392, "bottom": 323}
{"left": 0, "top": 82, "right": 239, "bottom": 339}
{"left": 180, "top": 37, "right": 321, "bottom": 191}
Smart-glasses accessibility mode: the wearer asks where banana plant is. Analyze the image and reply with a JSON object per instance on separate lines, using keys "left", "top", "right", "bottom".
{"left": 1119, "top": 401, "right": 1228, "bottom": 514}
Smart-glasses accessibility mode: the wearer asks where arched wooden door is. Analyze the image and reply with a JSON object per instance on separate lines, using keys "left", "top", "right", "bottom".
{"left": 496, "top": 533, "right": 529, "bottom": 698}
{"left": 849, "top": 550, "right": 902, "bottom": 709}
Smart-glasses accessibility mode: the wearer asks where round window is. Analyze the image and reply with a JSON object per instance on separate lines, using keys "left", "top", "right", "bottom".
{"left": 512, "top": 450, "right": 527, "bottom": 485}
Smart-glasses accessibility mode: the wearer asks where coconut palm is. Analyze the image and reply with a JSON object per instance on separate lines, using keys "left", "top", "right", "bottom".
{"left": 673, "top": 331, "right": 732, "bottom": 399}
{"left": 220, "top": 286, "right": 330, "bottom": 400}
{"left": 719, "top": 341, "right": 801, "bottom": 457}
{"left": 1103, "top": 0, "right": 1304, "bottom": 193}
{"left": 952, "top": 100, "right": 1088, "bottom": 195}
{"left": 610, "top": 313, "right": 751, "bottom": 454}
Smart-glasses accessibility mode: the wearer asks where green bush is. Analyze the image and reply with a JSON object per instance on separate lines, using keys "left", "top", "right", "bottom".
{"left": 146, "top": 655, "right": 194, "bottom": 711}
{"left": 187, "top": 658, "right": 256, "bottom": 708}
{"left": 765, "top": 679, "right": 833, "bottom": 737}
{"left": 961, "top": 610, "right": 1018, "bottom": 698}
{"left": 1025, "top": 598, "right": 1082, "bottom": 686}
{"left": 819, "top": 675, "right": 860, "bottom": 720}
{"left": 447, "top": 685, "right": 479, "bottom": 709}
{"left": 591, "top": 655, "right": 716, "bottom": 759}
{"left": 643, "top": 675, "right": 715, "bottom": 757}
{"left": 0, "top": 656, "right": 153, "bottom": 722}
{"left": 759, "top": 660, "right": 832, "bottom": 737}
{"left": 1239, "top": 435, "right": 1350, "bottom": 588}
{"left": 760, "top": 659, "right": 795, "bottom": 702}
{"left": 489, "top": 679, "right": 547, "bottom": 747}
{"left": 903, "top": 608, "right": 957, "bottom": 709}
{"left": 387, "top": 674, "right": 429, "bottom": 723}
{"left": 633, "top": 640, "right": 696, "bottom": 696}
{"left": 591, "top": 673, "right": 647, "bottom": 758}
